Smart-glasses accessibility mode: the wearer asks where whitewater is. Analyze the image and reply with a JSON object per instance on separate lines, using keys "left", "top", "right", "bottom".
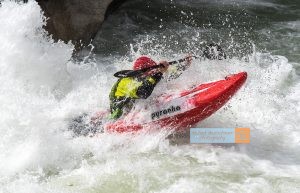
{"left": 0, "top": 0, "right": 300, "bottom": 192}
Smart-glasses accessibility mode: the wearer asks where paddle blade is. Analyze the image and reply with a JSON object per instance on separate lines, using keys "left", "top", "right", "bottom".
{"left": 114, "top": 70, "right": 135, "bottom": 78}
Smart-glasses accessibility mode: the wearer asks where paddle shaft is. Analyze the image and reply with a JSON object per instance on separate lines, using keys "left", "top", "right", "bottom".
{"left": 139, "top": 57, "right": 195, "bottom": 72}
{"left": 114, "top": 55, "right": 200, "bottom": 78}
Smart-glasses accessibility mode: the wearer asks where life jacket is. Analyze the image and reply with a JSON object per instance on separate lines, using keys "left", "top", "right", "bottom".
{"left": 109, "top": 73, "right": 163, "bottom": 119}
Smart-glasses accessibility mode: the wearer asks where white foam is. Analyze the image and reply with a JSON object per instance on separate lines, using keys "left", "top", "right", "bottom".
{"left": 1, "top": 1, "right": 300, "bottom": 193}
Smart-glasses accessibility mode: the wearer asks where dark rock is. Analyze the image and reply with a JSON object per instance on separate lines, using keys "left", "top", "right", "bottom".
{"left": 36, "top": 0, "right": 126, "bottom": 49}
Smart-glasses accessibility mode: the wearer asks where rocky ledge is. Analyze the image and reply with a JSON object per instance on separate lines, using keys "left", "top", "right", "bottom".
{"left": 36, "top": 0, "right": 126, "bottom": 49}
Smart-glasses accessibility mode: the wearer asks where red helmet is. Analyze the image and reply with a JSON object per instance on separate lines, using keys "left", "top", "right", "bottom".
{"left": 133, "top": 56, "right": 157, "bottom": 70}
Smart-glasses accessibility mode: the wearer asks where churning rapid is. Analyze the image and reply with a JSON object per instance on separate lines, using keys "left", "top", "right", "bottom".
{"left": 1, "top": 0, "right": 300, "bottom": 192}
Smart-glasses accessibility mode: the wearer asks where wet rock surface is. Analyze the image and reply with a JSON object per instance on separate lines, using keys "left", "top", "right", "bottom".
{"left": 36, "top": 0, "right": 125, "bottom": 48}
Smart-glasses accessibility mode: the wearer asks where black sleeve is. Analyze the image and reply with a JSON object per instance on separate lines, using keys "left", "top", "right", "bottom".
{"left": 136, "top": 72, "right": 163, "bottom": 99}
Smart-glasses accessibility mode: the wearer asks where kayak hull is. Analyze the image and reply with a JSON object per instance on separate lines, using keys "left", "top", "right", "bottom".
{"left": 104, "top": 72, "right": 247, "bottom": 133}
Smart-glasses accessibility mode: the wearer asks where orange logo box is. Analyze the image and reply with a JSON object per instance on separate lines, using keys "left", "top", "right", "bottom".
{"left": 235, "top": 128, "right": 250, "bottom": 143}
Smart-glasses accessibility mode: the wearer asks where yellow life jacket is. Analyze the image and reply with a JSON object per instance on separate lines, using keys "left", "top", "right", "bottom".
{"left": 111, "top": 77, "right": 156, "bottom": 99}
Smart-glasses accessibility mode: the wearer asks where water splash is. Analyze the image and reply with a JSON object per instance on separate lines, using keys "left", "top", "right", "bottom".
{"left": 1, "top": 1, "right": 300, "bottom": 193}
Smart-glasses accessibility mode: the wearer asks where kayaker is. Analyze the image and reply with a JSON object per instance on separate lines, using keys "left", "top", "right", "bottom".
{"left": 109, "top": 55, "right": 192, "bottom": 119}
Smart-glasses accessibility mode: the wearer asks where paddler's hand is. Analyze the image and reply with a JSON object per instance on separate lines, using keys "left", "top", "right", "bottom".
{"left": 158, "top": 61, "right": 169, "bottom": 73}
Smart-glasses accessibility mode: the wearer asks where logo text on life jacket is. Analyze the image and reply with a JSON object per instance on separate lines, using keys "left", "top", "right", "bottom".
{"left": 151, "top": 105, "right": 181, "bottom": 120}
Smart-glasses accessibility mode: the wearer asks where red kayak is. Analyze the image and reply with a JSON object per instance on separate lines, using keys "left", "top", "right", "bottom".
{"left": 103, "top": 72, "right": 247, "bottom": 133}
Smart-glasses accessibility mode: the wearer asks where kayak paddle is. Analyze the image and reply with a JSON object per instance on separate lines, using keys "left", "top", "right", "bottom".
{"left": 114, "top": 44, "right": 226, "bottom": 78}
{"left": 114, "top": 56, "right": 199, "bottom": 78}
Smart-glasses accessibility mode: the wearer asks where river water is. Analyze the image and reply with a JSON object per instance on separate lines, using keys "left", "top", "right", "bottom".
{"left": 0, "top": 0, "right": 300, "bottom": 192}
